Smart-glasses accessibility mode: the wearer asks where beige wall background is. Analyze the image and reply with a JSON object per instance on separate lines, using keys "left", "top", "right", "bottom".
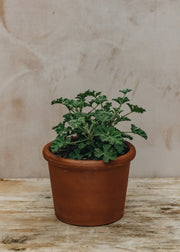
{"left": 0, "top": 0, "right": 179, "bottom": 178}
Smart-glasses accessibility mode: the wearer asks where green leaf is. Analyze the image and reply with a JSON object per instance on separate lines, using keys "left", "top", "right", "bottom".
{"left": 68, "top": 117, "right": 86, "bottom": 128}
{"left": 121, "top": 133, "right": 133, "bottom": 140}
{"left": 127, "top": 103, "right": 146, "bottom": 113}
{"left": 50, "top": 136, "right": 65, "bottom": 153}
{"left": 89, "top": 95, "right": 108, "bottom": 106}
{"left": 103, "top": 145, "right": 117, "bottom": 163}
{"left": 52, "top": 122, "right": 65, "bottom": 134}
{"left": 97, "top": 95, "right": 108, "bottom": 104}
{"left": 103, "top": 102, "right": 112, "bottom": 111}
{"left": 51, "top": 97, "right": 63, "bottom": 105}
{"left": 63, "top": 99, "right": 75, "bottom": 110}
{"left": 119, "top": 116, "right": 131, "bottom": 122}
{"left": 131, "top": 124, "right": 148, "bottom": 139}
{"left": 114, "top": 143, "right": 125, "bottom": 153}
{"left": 103, "top": 144, "right": 111, "bottom": 152}
{"left": 94, "top": 125, "right": 123, "bottom": 145}
{"left": 72, "top": 100, "right": 83, "bottom": 109}
{"left": 95, "top": 145, "right": 117, "bottom": 162}
{"left": 68, "top": 148, "right": 83, "bottom": 160}
{"left": 68, "top": 119, "right": 79, "bottom": 128}
{"left": 94, "top": 148, "right": 103, "bottom": 158}
{"left": 114, "top": 116, "right": 131, "bottom": 125}
{"left": 112, "top": 96, "right": 130, "bottom": 105}
{"left": 93, "top": 110, "right": 112, "bottom": 123}
{"left": 77, "top": 117, "right": 85, "bottom": 124}
{"left": 63, "top": 113, "right": 73, "bottom": 122}
{"left": 95, "top": 91, "right": 102, "bottom": 97}
{"left": 51, "top": 97, "right": 75, "bottom": 111}
{"left": 75, "top": 89, "right": 100, "bottom": 100}
{"left": 85, "top": 148, "right": 94, "bottom": 159}
{"left": 119, "top": 89, "right": 132, "bottom": 95}
{"left": 78, "top": 142, "right": 87, "bottom": 150}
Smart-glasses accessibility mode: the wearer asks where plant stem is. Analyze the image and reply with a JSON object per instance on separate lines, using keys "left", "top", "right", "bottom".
{"left": 89, "top": 104, "right": 99, "bottom": 113}
{"left": 121, "top": 111, "right": 133, "bottom": 118}
{"left": 118, "top": 94, "right": 125, "bottom": 112}
{"left": 109, "top": 94, "right": 126, "bottom": 125}
{"left": 69, "top": 139, "right": 88, "bottom": 145}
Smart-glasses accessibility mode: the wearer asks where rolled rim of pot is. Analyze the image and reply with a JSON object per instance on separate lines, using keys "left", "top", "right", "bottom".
{"left": 43, "top": 141, "right": 136, "bottom": 171}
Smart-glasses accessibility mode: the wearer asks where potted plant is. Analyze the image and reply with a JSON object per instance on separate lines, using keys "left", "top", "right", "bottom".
{"left": 43, "top": 89, "right": 147, "bottom": 226}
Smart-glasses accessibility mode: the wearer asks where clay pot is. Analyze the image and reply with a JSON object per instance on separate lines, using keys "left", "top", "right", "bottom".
{"left": 43, "top": 141, "right": 136, "bottom": 226}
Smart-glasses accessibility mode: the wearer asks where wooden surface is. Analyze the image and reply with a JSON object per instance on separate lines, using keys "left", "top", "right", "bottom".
{"left": 0, "top": 178, "right": 179, "bottom": 252}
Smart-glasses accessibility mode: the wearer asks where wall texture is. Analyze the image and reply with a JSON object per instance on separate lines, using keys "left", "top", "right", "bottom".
{"left": 0, "top": 0, "right": 179, "bottom": 178}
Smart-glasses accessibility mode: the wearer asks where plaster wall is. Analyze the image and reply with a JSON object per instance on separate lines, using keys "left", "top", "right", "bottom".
{"left": 0, "top": 0, "right": 179, "bottom": 177}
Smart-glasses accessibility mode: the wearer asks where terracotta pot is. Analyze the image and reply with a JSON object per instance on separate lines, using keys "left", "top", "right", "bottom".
{"left": 43, "top": 141, "right": 136, "bottom": 226}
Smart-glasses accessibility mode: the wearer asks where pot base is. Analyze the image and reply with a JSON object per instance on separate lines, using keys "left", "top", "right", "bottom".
{"left": 55, "top": 211, "right": 124, "bottom": 227}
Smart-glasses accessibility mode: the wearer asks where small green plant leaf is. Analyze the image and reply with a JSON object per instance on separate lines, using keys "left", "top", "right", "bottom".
{"left": 103, "top": 102, "right": 112, "bottom": 111}
{"left": 121, "top": 133, "right": 133, "bottom": 140}
{"left": 68, "top": 119, "right": 79, "bottom": 128}
{"left": 112, "top": 96, "right": 130, "bottom": 105}
{"left": 94, "top": 148, "right": 103, "bottom": 159}
{"left": 51, "top": 97, "right": 63, "bottom": 105}
{"left": 95, "top": 125, "right": 123, "bottom": 145}
{"left": 114, "top": 143, "right": 125, "bottom": 153}
{"left": 63, "top": 113, "right": 73, "bottom": 122}
{"left": 93, "top": 110, "right": 112, "bottom": 123}
{"left": 131, "top": 124, "right": 148, "bottom": 139}
{"left": 103, "top": 145, "right": 117, "bottom": 163}
{"left": 68, "top": 148, "right": 83, "bottom": 160}
{"left": 127, "top": 103, "right": 146, "bottom": 113}
{"left": 52, "top": 122, "right": 65, "bottom": 134}
{"left": 78, "top": 117, "right": 85, "bottom": 124}
{"left": 96, "top": 95, "right": 108, "bottom": 104}
{"left": 75, "top": 89, "right": 101, "bottom": 100}
{"left": 78, "top": 142, "right": 87, "bottom": 150}
{"left": 120, "top": 116, "right": 131, "bottom": 122}
{"left": 68, "top": 117, "right": 86, "bottom": 128}
{"left": 50, "top": 136, "right": 65, "bottom": 153}
{"left": 119, "top": 89, "right": 132, "bottom": 95}
{"left": 103, "top": 144, "right": 111, "bottom": 152}
{"left": 114, "top": 116, "right": 131, "bottom": 125}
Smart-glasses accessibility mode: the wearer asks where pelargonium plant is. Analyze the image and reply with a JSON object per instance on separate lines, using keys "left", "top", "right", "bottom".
{"left": 50, "top": 89, "right": 147, "bottom": 162}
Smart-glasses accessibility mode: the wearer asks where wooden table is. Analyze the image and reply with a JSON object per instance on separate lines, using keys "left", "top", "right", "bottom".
{"left": 0, "top": 178, "right": 179, "bottom": 252}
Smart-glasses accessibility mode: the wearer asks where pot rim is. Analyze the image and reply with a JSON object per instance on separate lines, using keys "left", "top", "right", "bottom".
{"left": 43, "top": 141, "right": 136, "bottom": 170}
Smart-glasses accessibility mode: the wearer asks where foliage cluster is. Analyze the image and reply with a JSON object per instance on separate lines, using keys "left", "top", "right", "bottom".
{"left": 50, "top": 89, "right": 147, "bottom": 162}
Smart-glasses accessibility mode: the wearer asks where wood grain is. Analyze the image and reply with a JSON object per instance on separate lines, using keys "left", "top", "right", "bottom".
{"left": 0, "top": 178, "right": 179, "bottom": 251}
